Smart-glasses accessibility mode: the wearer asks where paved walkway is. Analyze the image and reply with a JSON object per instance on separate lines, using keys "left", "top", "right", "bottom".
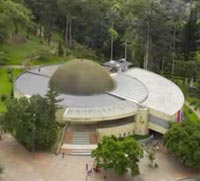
{"left": 0, "top": 134, "right": 198, "bottom": 181}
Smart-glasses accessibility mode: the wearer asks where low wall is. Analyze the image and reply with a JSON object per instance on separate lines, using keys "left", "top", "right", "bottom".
{"left": 97, "top": 122, "right": 135, "bottom": 141}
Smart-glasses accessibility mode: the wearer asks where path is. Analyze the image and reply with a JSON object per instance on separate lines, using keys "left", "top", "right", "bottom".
{"left": 0, "top": 134, "right": 198, "bottom": 181}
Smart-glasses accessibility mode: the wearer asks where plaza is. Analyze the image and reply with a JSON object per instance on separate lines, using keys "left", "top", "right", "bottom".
{"left": 0, "top": 134, "right": 198, "bottom": 181}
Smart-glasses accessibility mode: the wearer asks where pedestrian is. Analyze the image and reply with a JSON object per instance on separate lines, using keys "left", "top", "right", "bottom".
{"left": 86, "top": 163, "right": 88, "bottom": 171}
{"left": 62, "top": 152, "right": 65, "bottom": 158}
{"left": 104, "top": 175, "right": 107, "bottom": 180}
{"left": 87, "top": 168, "right": 92, "bottom": 174}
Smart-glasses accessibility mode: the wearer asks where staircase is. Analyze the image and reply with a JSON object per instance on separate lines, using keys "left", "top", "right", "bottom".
{"left": 61, "top": 131, "right": 97, "bottom": 156}
{"left": 73, "top": 132, "right": 90, "bottom": 145}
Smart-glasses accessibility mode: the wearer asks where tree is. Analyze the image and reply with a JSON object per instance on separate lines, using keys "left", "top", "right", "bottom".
{"left": 182, "top": 5, "right": 200, "bottom": 61}
{"left": 164, "top": 120, "right": 200, "bottom": 168}
{"left": 92, "top": 135, "right": 143, "bottom": 176}
{"left": 0, "top": 0, "right": 33, "bottom": 39}
{"left": 3, "top": 91, "right": 59, "bottom": 151}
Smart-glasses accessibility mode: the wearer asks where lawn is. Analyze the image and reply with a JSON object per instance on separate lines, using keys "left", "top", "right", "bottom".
{"left": 0, "top": 68, "right": 23, "bottom": 112}
{"left": 0, "top": 37, "right": 56, "bottom": 65}
{"left": 31, "top": 55, "right": 73, "bottom": 65}
{"left": 183, "top": 105, "right": 199, "bottom": 122}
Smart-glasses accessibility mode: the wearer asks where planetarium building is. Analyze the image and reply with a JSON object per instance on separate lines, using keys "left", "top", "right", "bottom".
{"left": 14, "top": 59, "right": 184, "bottom": 145}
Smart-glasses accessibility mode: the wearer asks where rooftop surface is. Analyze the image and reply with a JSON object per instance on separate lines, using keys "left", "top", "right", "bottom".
{"left": 14, "top": 63, "right": 184, "bottom": 121}
{"left": 125, "top": 68, "right": 184, "bottom": 115}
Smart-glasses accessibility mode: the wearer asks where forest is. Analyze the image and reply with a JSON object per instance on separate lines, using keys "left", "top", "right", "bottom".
{"left": 0, "top": 0, "right": 200, "bottom": 75}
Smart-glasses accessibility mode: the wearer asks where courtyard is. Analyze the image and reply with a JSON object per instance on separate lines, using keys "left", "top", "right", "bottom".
{"left": 0, "top": 134, "right": 198, "bottom": 181}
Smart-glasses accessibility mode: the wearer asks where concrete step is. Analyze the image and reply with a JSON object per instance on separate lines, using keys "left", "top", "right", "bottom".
{"left": 71, "top": 149, "right": 92, "bottom": 153}
{"left": 70, "top": 152, "right": 91, "bottom": 156}
{"left": 73, "top": 141, "right": 90, "bottom": 144}
{"left": 73, "top": 131, "right": 90, "bottom": 145}
{"left": 70, "top": 149, "right": 92, "bottom": 156}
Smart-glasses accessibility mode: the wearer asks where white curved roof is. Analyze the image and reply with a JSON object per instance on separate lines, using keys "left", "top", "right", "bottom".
{"left": 125, "top": 68, "right": 184, "bottom": 115}
{"left": 109, "top": 73, "right": 148, "bottom": 103}
{"left": 14, "top": 64, "right": 184, "bottom": 121}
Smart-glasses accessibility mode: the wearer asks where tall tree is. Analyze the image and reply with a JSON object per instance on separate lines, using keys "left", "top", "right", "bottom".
{"left": 182, "top": 5, "right": 200, "bottom": 61}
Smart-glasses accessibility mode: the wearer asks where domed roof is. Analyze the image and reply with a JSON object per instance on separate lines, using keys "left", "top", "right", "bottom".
{"left": 49, "top": 59, "right": 115, "bottom": 95}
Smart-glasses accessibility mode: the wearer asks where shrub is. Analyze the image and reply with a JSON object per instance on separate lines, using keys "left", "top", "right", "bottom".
{"left": 1, "top": 94, "right": 7, "bottom": 102}
{"left": 188, "top": 108, "right": 193, "bottom": 114}
{"left": 71, "top": 44, "right": 97, "bottom": 60}
{"left": 32, "top": 49, "right": 51, "bottom": 61}
{"left": 8, "top": 73, "right": 13, "bottom": 82}
{"left": 7, "top": 67, "right": 12, "bottom": 74}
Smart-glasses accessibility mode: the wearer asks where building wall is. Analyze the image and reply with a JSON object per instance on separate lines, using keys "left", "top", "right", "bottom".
{"left": 149, "top": 108, "right": 177, "bottom": 121}
{"left": 135, "top": 107, "right": 149, "bottom": 135}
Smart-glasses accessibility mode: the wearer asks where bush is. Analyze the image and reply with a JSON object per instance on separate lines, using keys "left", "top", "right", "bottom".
{"left": 32, "top": 49, "right": 51, "bottom": 61}
{"left": 190, "top": 100, "right": 197, "bottom": 106}
{"left": 7, "top": 67, "right": 12, "bottom": 74}
{"left": 1, "top": 94, "right": 7, "bottom": 102}
{"left": 71, "top": 44, "right": 97, "bottom": 60}
{"left": 188, "top": 108, "right": 192, "bottom": 114}
{"left": 8, "top": 73, "right": 13, "bottom": 82}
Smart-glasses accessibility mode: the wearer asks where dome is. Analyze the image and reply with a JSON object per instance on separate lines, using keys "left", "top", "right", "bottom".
{"left": 49, "top": 59, "right": 115, "bottom": 95}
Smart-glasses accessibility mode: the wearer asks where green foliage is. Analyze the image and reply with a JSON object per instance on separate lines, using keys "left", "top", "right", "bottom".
{"left": 183, "top": 105, "right": 199, "bottom": 122}
{"left": 0, "top": 0, "right": 33, "bottom": 41}
{"left": 1, "top": 94, "right": 7, "bottom": 102}
{"left": 0, "top": 68, "right": 22, "bottom": 112}
{"left": 164, "top": 120, "right": 200, "bottom": 168}
{"left": 0, "top": 51, "right": 10, "bottom": 65}
{"left": 92, "top": 135, "right": 143, "bottom": 176}
{"left": 3, "top": 88, "right": 60, "bottom": 151}
{"left": 182, "top": 7, "right": 200, "bottom": 61}
{"left": 0, "top": 37, "right": 56, "bottom": 65}
{"left": 58, "top": 42, "right": 64, "bottom": 56}
{"left": 0, "top": 163, "right": 4, "bottom": 175}
{"left": 133, "top": 134, "right": 149, "bottom": 140}
{"left": 70, "top": 44, "right": 98, "bottom": 60}
{"left": 108, "top": 28, "right": 119, "bottom": 41}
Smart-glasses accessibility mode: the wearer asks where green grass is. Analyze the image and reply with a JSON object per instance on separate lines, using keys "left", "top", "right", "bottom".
{"left": 0, "top": 68, "right": 23, "bottom": 112}
{"left": 133, "top": 134, "right": 149, "bottom": 140}
{"left": 183, "top": 105, "right": 199, "bottom": 122}
{"left": 0, "top": 37, "right": 56, "bottom": 65}
{"left": 31, "top": 55, "right": 74, "bottom": 65}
